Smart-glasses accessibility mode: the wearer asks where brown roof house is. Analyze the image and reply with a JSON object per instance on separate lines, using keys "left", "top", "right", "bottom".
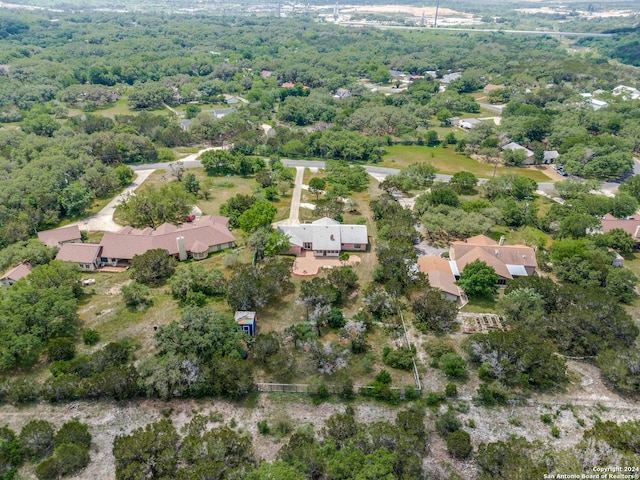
{"left": 449, "top": 235, "right": 537, "bottom": 285}
{"left": 600, "top": 214, "right": 640, "bottom": 247}
{"left": 56, "top": 243, "right": 103, "bottom": 271}
{"left": 37, "top": 225, "right": 82, "bottom": 248}
{"left": 0, "top": 262, "right": 33, "bottom": 287}
{"left": 417, "top": 256, "right": 468, "bottom": 306}
{"left": 278, "top": 218, "right": 368, "bottom": 257}
{"left": 99, "top": 215, "right": 235, "bottom": 266}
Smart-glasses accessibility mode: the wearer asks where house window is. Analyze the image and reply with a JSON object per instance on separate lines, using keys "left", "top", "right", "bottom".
{"left": 354, "top": 244, "right": 361, "bottom": 249}
{"left": 497, "top": 278, "right": 507, "bottom": 285}
{"left": 303, "top": 242, "right": 312, "bottom": 249}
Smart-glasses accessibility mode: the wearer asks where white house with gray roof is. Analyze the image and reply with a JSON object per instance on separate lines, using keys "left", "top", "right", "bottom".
{"left": 278, "top": 218, "right": 368, "bottom": 257}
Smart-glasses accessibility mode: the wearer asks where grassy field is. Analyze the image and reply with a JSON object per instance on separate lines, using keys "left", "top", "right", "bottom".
{"left": 380, "top": 145, "right": 552, "bottom": 181}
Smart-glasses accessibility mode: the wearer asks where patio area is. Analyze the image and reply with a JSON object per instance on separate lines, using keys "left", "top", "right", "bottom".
{"left": 292, "top": 251, "right": 362, "bottom": 276}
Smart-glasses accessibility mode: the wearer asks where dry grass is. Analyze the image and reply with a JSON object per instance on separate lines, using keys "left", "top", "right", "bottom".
{"left": 381, "top": 145, "right": 552, "bottom": 181}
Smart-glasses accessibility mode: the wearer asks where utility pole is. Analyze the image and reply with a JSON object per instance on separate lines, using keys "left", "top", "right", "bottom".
{"left": 434, "top": 0, "right": 440, "bottom": 28}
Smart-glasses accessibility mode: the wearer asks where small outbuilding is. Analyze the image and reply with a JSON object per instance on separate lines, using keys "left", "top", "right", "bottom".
{"left": 235, "top": 311, "right": 257, "bottom": 336}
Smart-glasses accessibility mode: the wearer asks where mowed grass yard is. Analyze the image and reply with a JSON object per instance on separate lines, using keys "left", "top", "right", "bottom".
{"left": 380, "top": 145, "right": 552, "bottom": 182}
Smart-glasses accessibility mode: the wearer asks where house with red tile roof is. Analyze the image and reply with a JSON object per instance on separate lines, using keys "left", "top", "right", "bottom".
{"left": 37, "top": 225, "right": 82, "bottom": 248}
{"left": 0, "top": 262, "right": 33, "bottom": 287}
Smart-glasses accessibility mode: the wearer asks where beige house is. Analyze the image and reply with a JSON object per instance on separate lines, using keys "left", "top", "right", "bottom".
{"left": 99, "top": 215, "right": 235, "bottom": 266}
{"left": 56, "top": 243, "right": 102, "bottom": 271}
{"left": 449, "top": 235, "right": 537, "bottom": 284}
{"left": 37, "top": 225, "right": 82, "bottom": 248}
{"left": 417, "top": 256, "right": 467, "bottom": 306}
{"left": 0, "top": 262, "right": 33, "bottom": 287}
{"left": 600, "top": 214, "right": 640, "bottom": 248}
{"left": 52, "top": 216, "right": 235, "bottom": 269}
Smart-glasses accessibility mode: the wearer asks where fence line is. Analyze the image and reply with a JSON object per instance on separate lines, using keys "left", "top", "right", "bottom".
{"left": 254, "top": 383, "right": 406, "bottom": 394}
{"left": 396, "top": 307, "right": 422, "bottom": 392}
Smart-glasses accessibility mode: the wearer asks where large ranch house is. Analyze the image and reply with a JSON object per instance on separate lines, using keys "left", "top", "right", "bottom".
{"left": 418, "top": 235, "right": 538, "bottom": 304}
{"left": 278, "top": 217, "right": 368, "bottom": 257}
{"left": 38, "top": 216, "right": 235, "bottom": 271}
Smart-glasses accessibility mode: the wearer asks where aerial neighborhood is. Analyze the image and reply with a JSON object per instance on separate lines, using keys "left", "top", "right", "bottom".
{"left": 0, "top": 4, "right": 640, "bottom": 479}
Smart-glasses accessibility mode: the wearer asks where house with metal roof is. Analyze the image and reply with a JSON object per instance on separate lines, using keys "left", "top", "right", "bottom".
{"left": 278, "top": 217, "right": 368, "bottom": 257}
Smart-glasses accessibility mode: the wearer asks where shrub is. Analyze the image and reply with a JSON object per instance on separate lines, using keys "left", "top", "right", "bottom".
{"left": 19, "top": 420, "right": 55, "bottom": 461}
{"left": 47, "top": 338, "right": 76, "bottom": 362}
{"left": 446, "top": 430, "right": 472, "bottom": 459}
{"left": 424, "top": 391, "right": 446, "bottom": 407}
{"left": 382, "top": 346, "right": 415, "bottom": 371}
{"left": 424, "top": 338, "right": 455, "bottom": 359}
{"left": 438, "top": 353, "right": 467, "bottom": 379}
{"left": 35, "top": 457, "right": 60, "bottom": 480}
{"left": 375, "top": 370, "right": 392, "bottom": 385}
{"left": 54, "top": 443, "right": 90, "bottom": 477}
{"left": 445, "top": 383, "right": 458, "bottom": 398}
{"left": 551, "top": 426, "right": 560, "bottom": 438}
{"left": 54, "top": 420, "right": 91, "bottom": 450}
{"left": 257, "top": 420, "right": 270, "bottom": 435}
{"left": 435, "top": 409, "right": 462, "bottom": 437}
{"left": 403, "top": 385, "right": 421, "bottom": 400}
{"left": 82, "top": 329, "right": 100, "bottom": 346}
{"left": 7, "top": 378, "right": 40, "bottom": 405}
{"left": 473, "top": 383, "right": 510, "bottom": 407}
{"left": 0, "top": 426, "right": 23, "bottom": 478}
{"left": 540, "top": 414, "right": 553, "bottom": 425}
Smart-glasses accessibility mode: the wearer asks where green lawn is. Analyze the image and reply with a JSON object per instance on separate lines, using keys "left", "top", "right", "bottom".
{"left": 380, "top": 145, "right": 552, "bottom": 182}
{"left": 461, "top": 294, "right": 499, "bottom": 313}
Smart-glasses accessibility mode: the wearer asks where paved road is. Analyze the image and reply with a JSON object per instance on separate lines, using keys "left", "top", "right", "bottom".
{"left": 91, "top": 151, "right": 638, "bottom": 232}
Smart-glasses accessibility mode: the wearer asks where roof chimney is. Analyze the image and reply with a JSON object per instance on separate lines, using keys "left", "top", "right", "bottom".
{"left": 499, "top": 236, "right": 505, "bottom": 246}
{"left": 176, "top": 236, "right": 187, "bottom": 261}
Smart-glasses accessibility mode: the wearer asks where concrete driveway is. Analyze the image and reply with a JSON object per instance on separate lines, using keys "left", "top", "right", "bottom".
{"left": 70, "top": 169, "right": 155, "bottom": 232}
{"left": 273, "top": 166, "right": 305, "bottom": 226}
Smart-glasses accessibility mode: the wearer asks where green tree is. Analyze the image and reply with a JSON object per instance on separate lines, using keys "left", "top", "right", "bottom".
{"left": 130, "top": 249, "right": 177, "bottom": 286}
{"left": 438, "top": 353, "right": 467, "bottom": 378}
{"left": 456, "top": 260, "right": 499, "bottom": 298}
{"left": 118, "top": 183, "right": 193, "bottom": 228}
{"left": 411, "top": 290, "right": 459, "bottom": 334}
{"left": 238, "top": 201, "right": 277, "bottom": 234}
{"left": 185, "top": 104, "right": 201, "bottom": 119}
{"left": 446, "top": 430, "right": 472, "bottom": 459}
{"left": 60, "top": 182, "right": 94, "bottom": 217}
{"left": 121, "top": 281, "right": 152, "bottom": 308}
{"left": 0, "top": 426, "right": 23, "bottom": 480}
{"left": 54, "top": 420, "right": 91, "bottom": 450}
{"left": 308, "top": 177, "right": 326, "bottom": 200}
{"left": 181, "top": 172, "right": 200, "bottom": 196}
{"left": 449, "top": 171, "right": 478, "bottom": 194}
{"left": 113, "top": 419, "right": 180, "bottom": 480}
{"left": 594, "top": 228, "right": 635, "bottom": 256}
{"left": 113, "top": 165, "right": 135, "bottom": 187}
{"left": 19, "top": 420, "right": 54, "bottom": 461}
{"left": 47, "top": 338, "right": 76, "bottom": 362}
